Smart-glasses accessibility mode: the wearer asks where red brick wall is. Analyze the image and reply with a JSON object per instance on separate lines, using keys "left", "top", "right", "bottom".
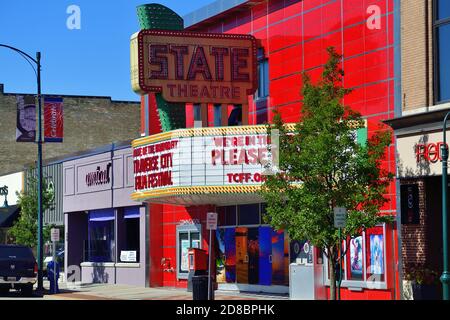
{"left": 400, "top": 180, "right": 427, "bottom": 274}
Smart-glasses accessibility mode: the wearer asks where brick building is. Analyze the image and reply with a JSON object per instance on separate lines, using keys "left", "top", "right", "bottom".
{"left": 0, "top": 83, "right": 141, "bottom": 176}
{"left": 386, "top": 0, "right": 450, "bottom": 298}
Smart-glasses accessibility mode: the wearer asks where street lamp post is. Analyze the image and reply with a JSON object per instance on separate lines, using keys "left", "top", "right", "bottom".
{"left": 441, "top": 112, "right": 450, "bottom": 300}
{"left": 0, "top": 44, "right": 44, "bottom": 293}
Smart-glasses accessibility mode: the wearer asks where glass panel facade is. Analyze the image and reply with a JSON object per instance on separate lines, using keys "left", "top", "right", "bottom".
{"left": 213, "top": 104, "right": 222, "bottom": 127}
{"left": 87, "top": 215, "right": 115, "bottom": 262}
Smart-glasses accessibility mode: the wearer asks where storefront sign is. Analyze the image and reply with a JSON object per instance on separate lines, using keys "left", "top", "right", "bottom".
{"left": 130, "top": 30, "right": 257, "bottom": 104}
{"left": 132, "top": 128, "right": 272, "bottom": 193}
{"left": 44, "top": 97, "right": 64, "bottom": 142}
{"left": 397, "top": 131, "right": 450, "bottom": 177}
{"left": 415, "top": 142, "right": 447, "bottom": 163}
{"left": 85, "top": 162, "right": 112, "bottom": 187}
{"left": 400, "top": 184, "right": 420, "bottom": 224}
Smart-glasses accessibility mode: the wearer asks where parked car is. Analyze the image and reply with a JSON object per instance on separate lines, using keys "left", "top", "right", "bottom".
{"left": 0, "top": 245, "right": 37, "bottom": 296}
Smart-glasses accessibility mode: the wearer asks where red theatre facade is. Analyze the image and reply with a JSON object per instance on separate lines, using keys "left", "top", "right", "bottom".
{"left": 132, "top": 0, "right": 400, "bottom": 299}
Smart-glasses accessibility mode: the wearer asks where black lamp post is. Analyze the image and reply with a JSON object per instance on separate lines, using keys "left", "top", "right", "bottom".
{"left": 0, "top": 44, "right": 44, "bottom": 293}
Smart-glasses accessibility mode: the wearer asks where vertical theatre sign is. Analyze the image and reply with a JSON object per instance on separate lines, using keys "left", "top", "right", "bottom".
{"left": 16, "top": 95, "right": 36, "bottom": 142}
{"left": 44, "top": 97, "right": 64, "bottom": 142}
{"left": 130, "top": 30, "right": 257, "bottom": 103}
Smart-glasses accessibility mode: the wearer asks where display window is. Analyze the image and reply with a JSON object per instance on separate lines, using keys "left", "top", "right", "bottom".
{"left": 120, "top": 206, "right": 140, "bottom": 263}
{"left": 176, "top": 223, "right": 202, "bottom": 279}
{"left": 324, "top": 224, "right": 387, "bottom": 289}
{"left": 86, "top": 209, "right": 115, "bottom": 263}
{"left": 215, "top": 203, "right": 289, "bottom": 287}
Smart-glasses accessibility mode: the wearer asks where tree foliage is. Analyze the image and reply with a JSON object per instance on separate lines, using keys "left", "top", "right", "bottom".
{"left": 8, "top": 175, "right": 55, "bottom": 248}
{"left": 260, "top": 47, "right": 394, "bottom": 299}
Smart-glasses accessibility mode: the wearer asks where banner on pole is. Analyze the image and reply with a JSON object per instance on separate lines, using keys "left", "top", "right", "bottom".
{"left": 16, "top": 95, "right": 36, "bottom": 142}
{"left": 44, "top": 97, "right": 64, "bottom": 142}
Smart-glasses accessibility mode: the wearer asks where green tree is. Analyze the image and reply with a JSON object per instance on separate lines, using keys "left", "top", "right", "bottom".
{"left": 260, "top": 47, "right": 394, "bottom": 300}
{"left": 8, "top": 175, "right": 55, "bottom": 249}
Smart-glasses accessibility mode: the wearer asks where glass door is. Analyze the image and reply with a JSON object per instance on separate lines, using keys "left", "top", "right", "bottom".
{"left": 235, "top": 227, "right": 248, "bottom": 283}
{"left": 258, "top": 226, "right": 272, "bottom": 285}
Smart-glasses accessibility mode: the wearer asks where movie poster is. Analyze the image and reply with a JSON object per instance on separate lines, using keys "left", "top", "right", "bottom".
{"left": 349, "top": 236, "right": 363, "bottom": 279}
{"left": 215, "top": 229, "right": 226, "bottom": 283}
{"left": 180, "top": 239, "right": 190, "bottom": 272}
{"left": 370, "top": 234, "right": 384, "bottom": 275}
{"left": 224, "top": 228, "right": 236, "bottom": 283}
{"left": 271, "top": 230, "right": 285, "bottom": 285}
{"left": 16, "top": 95, "right": 36, "bottom": 142}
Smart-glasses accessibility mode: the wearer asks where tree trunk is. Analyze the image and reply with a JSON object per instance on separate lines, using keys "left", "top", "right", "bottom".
{"left": 328, "top": 249, "right": 336, "bottom": 300}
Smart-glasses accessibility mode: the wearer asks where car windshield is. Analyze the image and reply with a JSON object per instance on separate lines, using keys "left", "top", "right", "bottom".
{"left": 0, "top": 246, "right": 34, "bottom": 260}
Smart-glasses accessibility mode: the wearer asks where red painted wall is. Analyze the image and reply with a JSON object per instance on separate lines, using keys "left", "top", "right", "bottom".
{"left": 143, "top": 0, "right": 399, "bottom": 297}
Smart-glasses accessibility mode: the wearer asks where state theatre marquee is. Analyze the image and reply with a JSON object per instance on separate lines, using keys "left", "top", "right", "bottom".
{"left": 131, "top": 125, "right": 289, "bottom": 205}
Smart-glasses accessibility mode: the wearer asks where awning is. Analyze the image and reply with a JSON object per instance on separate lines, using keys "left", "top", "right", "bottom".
{"left": 89, "top": 209, "right": 114, "bottom": 222}
{"left": 124, "top": 206, "right": 140, "bottom": 219}
{"left": 0, "top": 205, "right": 20, "bottom": 228}
{"left": 383, "top": 107, "right": 450, "bottom": 130}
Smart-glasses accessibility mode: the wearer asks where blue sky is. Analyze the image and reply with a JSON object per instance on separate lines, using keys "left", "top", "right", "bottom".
{"left": 0, "top": 1, "right": 212, "bottom": 101}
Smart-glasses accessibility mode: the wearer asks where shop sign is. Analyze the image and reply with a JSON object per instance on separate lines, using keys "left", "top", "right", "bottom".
{"left": 130, "top": 30, "right": 257, "bottom": 104}
{"left": 85, "top": 162, "right": 112, "bottom": 187}
{"left": 416, "top": 142, "right": 447, "bottom": 163}
{"left": 397, "top": 131, "right": 450, "bottom": 177}
{"left": 132, "top": 130, "right": 272, "bottom": 193}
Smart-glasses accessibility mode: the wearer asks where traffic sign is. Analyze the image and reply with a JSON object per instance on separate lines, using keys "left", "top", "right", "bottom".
{"left": 206, "top": 212, "right": 218, "bottom": 230}
{"left": 333, "top": 207, "right": 347, "bottom": 228}
{"left": 50, "top": 228, "right": 60, "bottom": 242}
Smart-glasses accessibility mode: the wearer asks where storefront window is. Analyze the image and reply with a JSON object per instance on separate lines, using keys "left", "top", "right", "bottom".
{"left": 176, "top": 224, "right": 202, "bottom": 279}
{"left": 218, "top": 206, "right": 237, "bottom": 226}
{"left": 86, "top": 209, "right": 115, "bottom": 263}
{"left": 435, "top": 0, "right": 450, "bottom": 103}
{"left": 238, "top": 204, "right": 260, "bottom": 225}
{"left": 325, "top": 224, "right": 387, "bottom": 287}
{"left": 120, "top": 206, "right": 140, "bottom": 263}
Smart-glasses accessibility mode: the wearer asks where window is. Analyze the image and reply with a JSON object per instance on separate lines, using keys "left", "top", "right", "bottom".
{"left": 176, "top": 224, "right": 202, "bottom": 279}
{"left": 255, "top": 48, "right": 269, "bottom": 124}
{"left": 324, "top": 224, "right": 387, "bottom": 288}
{"left": 119, "top": 206, "right": 140, "bottom": 263}
{"left": 238, "top": 204, "right": 260, "bottom": 225}
{"left": 214, "top": 104, "right": 222, "bottom": 127}
{"left": 218, "top": 206, "right": 237, "bottom": 226}
{"left": 255, "top": 48, "right": 269, "bottom": 99}
{"left": 193, "top": 104, "right": 201, "bottom": 121}
{"left": 228, "top": 105, "right": 242, "bottom": 126}
{"left": 435, "top": 0, "right": 450, "bottom": 103}
{"left": 86, "top": 209, "right": 115, "bottom": 263}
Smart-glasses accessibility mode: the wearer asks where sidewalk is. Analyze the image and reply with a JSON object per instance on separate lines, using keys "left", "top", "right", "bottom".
{"left": 42, "top": 281, "right": 288, "bottom": 300}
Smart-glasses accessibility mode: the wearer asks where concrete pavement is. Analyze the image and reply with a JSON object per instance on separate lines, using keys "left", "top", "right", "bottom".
{"left": 41, "top": 282, "right": 288, "bottom": 300}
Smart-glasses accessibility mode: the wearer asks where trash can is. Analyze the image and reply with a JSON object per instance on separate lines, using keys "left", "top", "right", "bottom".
{"left": 192, "top": 275, "right": 208, "bottom": 300}
{"left": 192, "top": 275, "right": 215, "bottom": 300}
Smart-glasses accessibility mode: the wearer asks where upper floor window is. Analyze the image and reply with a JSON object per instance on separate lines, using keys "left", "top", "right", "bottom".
{"left": 213, "top": 104, "right": 222, "bottom": 127}
{"left": 435, "top": 0, "right": 450, "bottom": 103}
{"left": 256, "top": 48, "right": 269, "bottom": 100}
